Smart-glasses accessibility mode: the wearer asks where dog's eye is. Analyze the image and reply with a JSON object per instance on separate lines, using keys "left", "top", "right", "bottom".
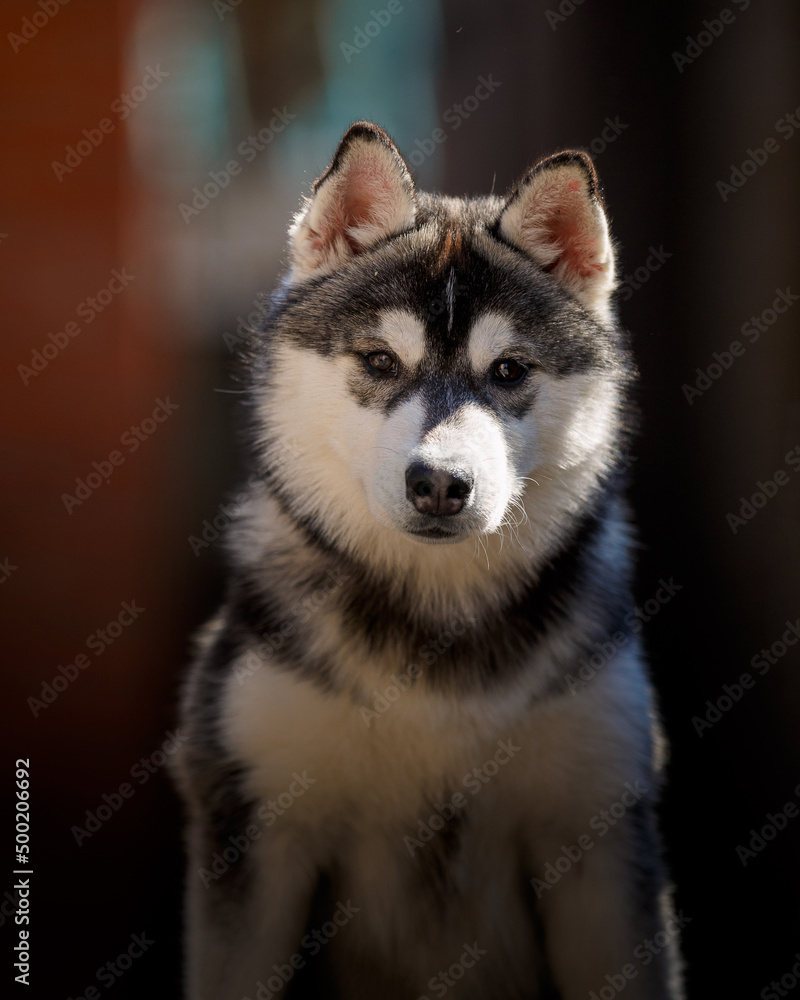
{"left": 492, "top": 359, "right": 528, "bottom": 385}
{"left": 365, "top": 351, "right": 397, "bottom": 376}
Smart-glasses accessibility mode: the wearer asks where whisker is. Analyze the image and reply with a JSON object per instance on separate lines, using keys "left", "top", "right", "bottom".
{"left": 476, "top": 532, "right": 491, "bottom": 571}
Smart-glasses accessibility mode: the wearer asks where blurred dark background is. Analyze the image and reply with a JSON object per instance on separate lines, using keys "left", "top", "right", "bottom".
{"left": 3, "top": 0, "right": 799, "bottom": 996}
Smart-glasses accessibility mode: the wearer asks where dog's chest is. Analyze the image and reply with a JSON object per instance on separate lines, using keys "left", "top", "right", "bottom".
{"left": 223, "top": 654, "right": 546, "bottom": 992}
{"left": 222, "top": 649, "right": 535, "bottom": 822}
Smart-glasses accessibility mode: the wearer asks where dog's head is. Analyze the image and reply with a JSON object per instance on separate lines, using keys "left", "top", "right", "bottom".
{"left": 251, "top": 122, "right": 632, "bottom": 560}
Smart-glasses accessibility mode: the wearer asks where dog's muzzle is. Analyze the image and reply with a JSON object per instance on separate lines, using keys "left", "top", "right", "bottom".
{"left": 405, "top": 463, "right": 473, "bottom": 517}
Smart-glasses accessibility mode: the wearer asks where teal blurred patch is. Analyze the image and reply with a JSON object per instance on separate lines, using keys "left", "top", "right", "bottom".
{"left": 280, "top": 0, "right": 444, "bottom": 188}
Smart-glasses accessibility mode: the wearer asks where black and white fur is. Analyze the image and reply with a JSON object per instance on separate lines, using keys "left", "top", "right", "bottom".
{"left": 173, "top": 122, "right": 684, "bottom": 999}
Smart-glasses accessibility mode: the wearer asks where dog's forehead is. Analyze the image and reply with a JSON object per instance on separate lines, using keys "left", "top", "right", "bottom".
{"left": 359, "top": 220, "right": 533, "bottom": 364}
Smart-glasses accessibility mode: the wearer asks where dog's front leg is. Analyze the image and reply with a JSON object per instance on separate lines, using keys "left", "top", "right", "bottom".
{"left": 535, "top": 806, "right": 684, "bottom": 1000}
{"left": 183, "top": 816, "right": 318, "bottom": 1000}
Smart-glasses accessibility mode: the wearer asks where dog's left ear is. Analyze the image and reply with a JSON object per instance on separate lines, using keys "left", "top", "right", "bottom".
{"left": 497, "top": 151, "right": 615, "bottom": 318}
{"left": 289, "top": 121, "right": 416, "bottom": 282}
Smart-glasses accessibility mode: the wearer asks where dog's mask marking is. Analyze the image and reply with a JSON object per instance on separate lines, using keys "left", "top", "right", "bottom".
{"left": 466, "top": 311, "right": 524, "bottom": 374}
{"left": 377, "top": 310, "right": 426, "bottom": 368}
{"left": 368, "top": 396, "right": 514, "bottom": 539}
{"left": 261, "top": 125, "right": 629, "bottom": 547}
{"left": 342, "top": 303, "right": 539, "bottom": 428}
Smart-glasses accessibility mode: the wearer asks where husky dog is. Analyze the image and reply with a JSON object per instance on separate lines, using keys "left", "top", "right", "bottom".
{"left": 173, "top": 122, "right": 684, "bottom": 999}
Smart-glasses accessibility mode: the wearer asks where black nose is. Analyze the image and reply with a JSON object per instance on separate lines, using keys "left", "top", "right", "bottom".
{"left": 405, "top": 463, "right": 472, "bottom": 516}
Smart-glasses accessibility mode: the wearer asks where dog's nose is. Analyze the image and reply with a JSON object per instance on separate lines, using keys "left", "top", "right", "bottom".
{"left": 405, "top": 463, "right": 472, "bottom": 516}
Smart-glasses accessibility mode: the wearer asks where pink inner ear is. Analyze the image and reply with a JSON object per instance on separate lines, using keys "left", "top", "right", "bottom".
{"left": 550, "top": 216, "right": 601, "bottom": 278}
{"left": 536, "top": 182, "right": 603, "bottom": 279}
{"left": 294, "top": 134, "right": 415, "bottom": 279}
{"left": 340, "top": 193, "right": 373, "bottom": 252}
{"left": 307, "top": 175, "right": 384, "bottom": 256}
{"left": 306, "top": 227, "right": 325, "bottom": 252}
{"left": 346, "top": 187, "right": 387, "bottom": 245}
{"left": 340, "top": 162, "right": 401, "bottom": 248}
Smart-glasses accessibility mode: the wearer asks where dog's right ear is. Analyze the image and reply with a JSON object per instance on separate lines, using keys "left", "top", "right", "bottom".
{"left": 288, "top": 121, "right": 416, "bottom": 283}
{"left": 497, "top": 151, "right": 616, "bottom": 321}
